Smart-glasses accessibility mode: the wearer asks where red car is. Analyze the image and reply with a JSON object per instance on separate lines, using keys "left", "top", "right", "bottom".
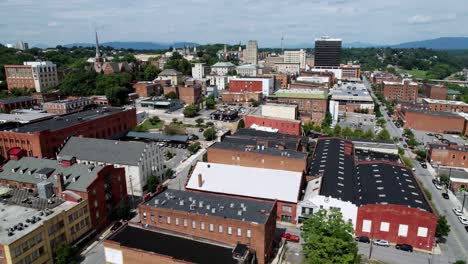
{"left": 281, "top": 233, "right": 300, "bottom": 243}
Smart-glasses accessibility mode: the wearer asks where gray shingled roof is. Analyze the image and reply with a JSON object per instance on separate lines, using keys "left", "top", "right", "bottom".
{"left": 159, "top": 69, "right": 182, "bottom": 76}
{"left": 0, "top": 157, "right": 104, "bottom": 192}
{"left": 58, "top": 137, "right": 148, "bottom": 166}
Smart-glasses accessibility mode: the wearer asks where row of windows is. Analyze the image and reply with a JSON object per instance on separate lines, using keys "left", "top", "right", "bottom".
{"left": 48, "top": 220, "right": 64, "bottom": 236}
{"left": 13, "top": 233, "right": 43, "bottom": 257}
{"left": 16, "top": 246, "right": 45, "bottom": 264}
{"left": 143, "top": 212, "right": 252, "bottom": 238}
{"left": 68, "top": 206, "right": 89, "bottom": 223}
{"left": 362, "top": 219, "right": 428, "bottom": 238}
{"left": 71, "top": 217, "right": 90, "bottom": 234}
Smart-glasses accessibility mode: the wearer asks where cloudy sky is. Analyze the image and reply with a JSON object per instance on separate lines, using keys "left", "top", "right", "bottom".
{"left": 0, "top": 0, "right": 467, "bottom": 47}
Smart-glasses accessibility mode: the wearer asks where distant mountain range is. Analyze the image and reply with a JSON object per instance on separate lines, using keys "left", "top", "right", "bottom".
{"left": 62, "top": 41, "right": 199, "bottom": 50}
{"left": 34, "top": 37, "right": 468, "bottom": 50}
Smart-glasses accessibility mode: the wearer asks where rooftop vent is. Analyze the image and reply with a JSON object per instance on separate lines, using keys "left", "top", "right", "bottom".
{"left": 179, "top": 200, "right": 184, "bottom": 206}
{"left": 237, "top": 210, "right": 243, "bottom": 216}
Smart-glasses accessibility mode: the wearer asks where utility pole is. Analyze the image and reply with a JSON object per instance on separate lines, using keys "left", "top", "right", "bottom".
{"left": 462, "top": 191, "right": 467, "bottom": 212}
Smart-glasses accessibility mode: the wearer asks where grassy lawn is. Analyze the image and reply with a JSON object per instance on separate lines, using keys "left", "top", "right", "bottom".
{"left": 135, "top": 119, "right": 164, "bottom": 132}
{"left": 407, "top": 68, "right": 428, "bottom": 79}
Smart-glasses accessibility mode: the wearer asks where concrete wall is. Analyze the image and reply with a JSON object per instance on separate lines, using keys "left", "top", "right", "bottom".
{"left": 261, "top": 104, "right": 297, "bottom": 120}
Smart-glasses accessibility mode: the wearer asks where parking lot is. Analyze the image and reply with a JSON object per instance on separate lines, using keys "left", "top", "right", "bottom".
{"left": 412, "top": 130, "right": 467, "bottom": 146}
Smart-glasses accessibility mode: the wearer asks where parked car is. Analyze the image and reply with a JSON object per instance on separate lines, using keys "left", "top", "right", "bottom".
{"left": 355, "top": 236, "right": 370, "bottom": 243}
{"left": 432, "top": 179, "right": 439, "bottom": 185}
{"left": 453, "top": 207, "right": 464, "bottom": 216}
{"left": 396, "top": 244, "right": 413, "bottom": 252}
{"left": 281, "top": 233, "right": 300, "bottom": 243}
{"left": 458, "top": 216, "right": 468, "bottom": 225}
{"left": 373, "top": 239, "right": 390, "bottom": 247}
{"left": 427, "top": 133, "right": 434, "bottom": 136}
{"left": 420, "top": 162, "right": 427, "bottom": 169}
{"left": 442, "top": 192, "right": 449, "bottom": 199}
{"left": 465, "top": 226, "right": 468, "bottom": 232}
{"left": 434, "top": 184, "right": 443, "bottom": 190}
{"left": 412, "top": 167, "right": 416, "bottom": 172}
{"left": 198, "top": 128, "right": 204, "bottom": 132}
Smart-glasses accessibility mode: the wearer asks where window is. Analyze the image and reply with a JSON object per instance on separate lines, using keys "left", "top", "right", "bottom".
{"left": 247, "top": 229, "right": 251, "bottom": 238}
{"left": 417, "top": 227, "right": 428, "bottom": 237}
{"left": 398, "top": 224, "right": 408, "bottom": 237}
{"left": 175, "top": 217, "right": 179, "bottom": 226}
{"left": 282, "top": 205, "right": 292, "bottom": 213}
{"left": 218, "top": 224, "right": 223, "bottom": 233}
{"left": 150, "top": 213, "right": 155, "bottom": 222}
{"left": 380, "top": 222, "right": 390, "bottom": 232}
{"left": 192, "top": 220, "right": 196, "bottom": 229}
{"left": 228, "top": 227, "right": 232, "bottom": 235}
{"left": 183, "top": 218, "right": 188, "bottom": 227}
{"left": 200, "top": 221, "right": 205, "bottom": 230}
{"left": 237, "top": 228, "right": 242, "bottom": 237}
{"left": 158, "top": 215, "right": 162, "bottom": 223}
{"left": 166, "top": 216, "right": 171, "bottom": 224}
{"left": 209, "top": 223, "right": 214, "bottom": 232}
{"left": 362, "top": 220, "right": 372, "bottom": 233}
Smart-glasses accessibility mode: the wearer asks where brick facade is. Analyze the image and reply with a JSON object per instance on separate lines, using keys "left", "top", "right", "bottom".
{"left": 271, "top": 97, "right": 327, "bottom": 123}
{"left": 133, "top": 82, "right": 161, "bottom": 97}
{"left": 221, "top": 92, "right": 262, "bottom": 105}
{"left": 0, "top": 97, "right": 37, "bottom": 112}
{"left": 104, "top": 240, "right": 184, "bottom": 264}
{"left": 422, "top": 99, "right": 468, "bottom": 113}
{"left": 138, "top": 198, "right": 277, "bottom": 264}
{"left": 382, "top": 81, "right": 418, "bottom": 102}
{"left": 229, "top": 80, "right": 263, "bottom": 93}
{"left": 403, "top": 110, "right": 466, "bottom": 135}
{"left": 4, "top": 65, "right": 35, "bottom": 90}
{"left": 244, "top": 115, "right": 301, "bottom": 136}
{"left": 0, "top": 108, "right": 137, "bottom": 160}
{"left": 356, "top": 204, "right": 437, "bottom": 251}
{"left": 428, "top": 144, "right": 468, "bottom": 168}
{"left": 178, "top": 86, "right": 202, "bottom": 105}
{"left": 422, "top": 84, "right": 447, "bottom": 100}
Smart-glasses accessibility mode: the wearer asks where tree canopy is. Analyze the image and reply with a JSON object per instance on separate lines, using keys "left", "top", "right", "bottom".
{"left": 203, "top": 128, "right": 217, "bottom": 141}
{"left": 302, "top": 209, "right": 359, "bottom": 264}
{"left": 436, "top": 215, "right": 451, "bottom": 238}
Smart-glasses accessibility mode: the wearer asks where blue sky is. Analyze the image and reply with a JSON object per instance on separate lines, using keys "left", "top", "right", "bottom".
{"left": 0, "top": 0, "right": 467, "bottom": 47}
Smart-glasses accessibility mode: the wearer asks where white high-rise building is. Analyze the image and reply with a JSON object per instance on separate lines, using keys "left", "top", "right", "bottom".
{"left": 245, "top": 40, "right": 258, "bottom": 65}
{"left": 24, "top": 61, "right": 59, "bottom": 92}
{"left": 191, "top": 63, "right": 210, "bottom": 79}
{"left": 15, "top": 41, "right": 29, "bottom": 50}
{"left": 284, "top": 49, "right": 306, "bottom": 69}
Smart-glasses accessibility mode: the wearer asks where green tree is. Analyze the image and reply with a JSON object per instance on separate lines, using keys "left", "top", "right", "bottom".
{"left": 195, "top": 118, "right": 204, "bottom": 127}
{"left": 454, "top": 260, "right": 467, "bottom": 264}
{"left": 376, "top": 117, "right": 386, "bottom": 127}
{"left": 205, "top": 96, "right": 216, "bottom": 109}
{"left": 114, "top": 199, "right": 130, "bottom": 220}
{"left": 188, "top": 142, "right": 201, "bottom": 154}
{"left": 105, "top": 86, "right": 129, "bottom": 106}
{"left": 238, "top": 119, "right": 245, "bottom": 129}
{"left": 149, "top": 116, "right": 161, "bottom": 125}
{"left": 183, "top": 104, "right": 199, "bottom": 117}
{"left": 439, "top": 174, "right": 450, "bottom": 186}
{"left": 55, "top": 244, "right": 77, "bottom": 264}
{"left": 321, "top": 112, "right": 332, "bottom": 129}
{"left": 166, "top": 91, "right": 177, "bottom": 99}
{"left": 164, "top": 123, "right": 186, "bottom": 135}
{"left": 147, "top": 175, "right": 159, "bottom": 193}
{"left": 249, "top": 99, "right": 260, "bottom": 107}
{"left": 203, "top": 127, "right": 217, "bottom": 141}
{"left": 376, "top": 129, "right": 391, "bottom": 141}
{"left": 436, "top": 215, "right": 451, "bottom": 238}
{"left": 142, "top": 64, "right": 160, "bottom": 80}
{"left": 407, "top": 137, "right": 419, "bottom": 147}
{"left": 303, "top": 122, "right": 315, "bottom": 135}
{"left": 206, "top": 121, "right": 214, "bottom": 127}
{"left": 342, "top": 127, "right": 353, "bottom": 138}
{"left": 352, "top": 128, "right": 363, "bottom": 138}
{"left": 164, "top": 52, "right": 192, "bottom": 75}
{"left": 164, "top": 168, "right": 175, "bottom": 179}
{"left": 302, "top": 209, "right": 358, "bottom": 264}
{"left": 363, "top": 129, "right": 374, "bottom": 139}
{"left": 333, "top": 125, "right": 342, "bottom": 136}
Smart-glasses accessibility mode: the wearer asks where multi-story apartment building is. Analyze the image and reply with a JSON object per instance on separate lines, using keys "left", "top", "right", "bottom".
{"left": 421, "top": 83, "right": 448, "bottom": 100}
{"left": 58, "top": 137, "right": 164, "bottom": 196}
{"left": 191, "top": 63, "right": 210, "bottom": 79}
{"left": 382, "top": 80, "right": 419, "bottom": 102}
{"left": 138, "top": 189, "right": 276, "bottom": 264}
{"left": 4, "top": 61, "right": 59, "bottom": 92}
{"left": 0, "top": 107, "right": 136, "bottom": 160}
{"left": 0, "top": 189, "right": 92, "bottom": 264}
{"left": 274, "top": 62, "right": 300, "bottom": 74}
{"left": 284, "top": 49, "right": 306, "bottom": 69}
{"left": 245, "top": 40, "right": 258, "bottom": 65}
{"left": 236, "top": 64, "right": 258, "bottom": 77}
{"left": 422, "top": 98, "right": 468, "bottom": 113}
{"left": 43, "top": 97, "right": 92, "bottom": 115}
{"left": 0, "top": 154, "right": 127, "bottom": 231}
{"left": 340, "top": 63, "right": 361, "bottom": 79}
{"left": 428, "top": 143, "right": 468, "bottom": 168}
{"left": 210, "top": 62, "right": 236, "bottom": 76}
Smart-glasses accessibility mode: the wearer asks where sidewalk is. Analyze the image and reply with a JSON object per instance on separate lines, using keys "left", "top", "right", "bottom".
{"left": 427, "top": 163, "right": 466, "bottom": 214}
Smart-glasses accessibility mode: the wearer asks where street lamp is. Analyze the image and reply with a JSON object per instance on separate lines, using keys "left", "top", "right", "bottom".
{"left": 462, "top": 191, "right": 467, "bottom": 212}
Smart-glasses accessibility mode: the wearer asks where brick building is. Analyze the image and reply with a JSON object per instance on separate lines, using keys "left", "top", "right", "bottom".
{"left": 268, "top": 89, "right": 328, "bottom": 123}
{"left": 382, "top": 80, "right": 419, "bottom": 102}
{"left": 4, "top": 61, "right": 59, "bottom": 92}
{"left": 186, "top": 162, "right": 304, "bottom": 224}
{"left": 43, "top": 97, "right": 92, "bottom": 115}
{"left": 133, "top": 81, "right": 161, "bottom": 97}
{"left": 163, "top": 85, "right": 202, "bottom": 105}
{"left": 402, "top": 109, "right": 467, "bottom": 135}
{"left": 0, "top": 96, "right": 37, "bottom": 112}
{"left": 340, "top": 63, "right": 361, "bottom": 80}
{"left": 221, "top": 91, "right": 262, "bottom": 105}
{"left": 0, "top": 155, "right": 127, "bottom": 231}
{"left": 422, "top": 98, "right": 468, "bottom": 113}
{"left": 207, "top": 140, "right": 308, "bottom": 173}
{"left": 32, "top": 91, "right": 60, "bottom": 105}
{"left": 137, "top": 189, "right": 276, "bottom": 264}
{"left": 299, "top": 70, "right": 335, "bottom": 88}
{"left": 371, "top": 72, "right": 400, "bottom": 85}
{"left": 0, "top": 107, "right": 136, "bottom": 160}
{"left": 229, "top": 78, "right": 276, "bottom": 96}
{"left": 257, "top": 74, "right": 289, "bottom": 89}
{"left": 244, "top": 104, "right": 301, "bottom": 136}
{"left": 428, "top": 143, "right": 468, "bottom": 168}
{"left": 421, "top": 84, "right": 448, "bottom": 100}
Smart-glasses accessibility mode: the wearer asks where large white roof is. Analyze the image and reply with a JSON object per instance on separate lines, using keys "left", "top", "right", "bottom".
{"left": 186, "top": 162, "right": 302, "bottom": 203}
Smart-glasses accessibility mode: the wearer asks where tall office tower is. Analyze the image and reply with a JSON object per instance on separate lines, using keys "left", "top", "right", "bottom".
{"left": 284, "top": 49, "right": 307, "bottom": 69}
{"left": 245, "top": 40, "right": 258, "bottom": 65}
{"left": 314, "top": 36, "right": 342, "bottom": 67}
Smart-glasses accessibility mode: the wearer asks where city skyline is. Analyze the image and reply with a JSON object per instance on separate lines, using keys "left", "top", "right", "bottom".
{"left": 1, "top": 0, "right": 467, "bottom": 47}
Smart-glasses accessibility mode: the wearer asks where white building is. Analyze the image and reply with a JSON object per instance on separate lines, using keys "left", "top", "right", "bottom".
{"left": 236, "top": 64, "right": 258, "bottom": 77}
{"left": 207, "top": 75, "right": 229, "bottom": 90}
{"left": 192, "top": 63, "right": 210, "bottom": 79}
{"left": 284, "top": 49, "right": 306, "bottom": 69}
{"left": 274, "top": 62, "right": 300, "bottom": 74}
{"left": 312, "top": 67, "right": 343, "bottom": 80}
{"left": 58, "top": 137, "right": 165, "bottom": 197}
{"left": 245, "top": 40, "right": 258, "bottom": 65}
{"left": 210, "top": 62, "right": 236, "bottom": 76}
{"left": 24, "top": 61, "right": 59, "bottom": 92}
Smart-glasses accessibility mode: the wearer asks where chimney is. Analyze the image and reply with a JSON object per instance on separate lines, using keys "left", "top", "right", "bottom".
{"left": 198, "top": 173, "right": 203, "bottom": 188}
{"left": 56, "top": 173, "right": 65, "bottom": 194}
{"left": 61, "top": 156, "right": 76, "bottom": 168}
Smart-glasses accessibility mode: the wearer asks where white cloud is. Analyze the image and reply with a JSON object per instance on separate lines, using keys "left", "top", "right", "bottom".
{"left": 408, "top": 15, "right": 432, "bottom": 24}
{"left": 47, "top": 21, "right": 58, "bottom": 27}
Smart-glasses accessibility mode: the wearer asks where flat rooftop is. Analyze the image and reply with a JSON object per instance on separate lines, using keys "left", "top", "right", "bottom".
{"left": 439, "top": 167, "right": 468, "bottom": 181}
{"left": 107, "top": 225, "right": 238, "bottom": 264}
{"left": 210, "top": 141, "right": 307, "bottom": 159}
{"left": 331, "top": 89, "right": 373, "bottom": 102}
{"left": 405, "top": 109, "right": 462, "bottom": 118}
{"left": 145, "top": 189, "right": 274, "bottom": 224}
{"left": 423, "top": 98, "right": 468, "bottom": 106}
{"left": 0, "top": 112, "right": 53, "bottom": 124}
{"left": 10, "top": 107, "right": 129, "bottom": 133}
{"left": 429, "top": 143, "right": 468, "bottom": 152}
{"left": 355, "top": 149, "right": 400, "bottom": 163}
{"left": 0, "top": 188, "right": 76, "bottom": 245}
{"left": 0, "top": 96, "right": 35, "bottom": 104}
{"left": 125, "top": 131, "right": 188, "bottom": 143}
{"left": 186, "top": 162, "right": 303, "bottom": 203}
{"left": 270, "top": 89, "right": 328, "bottom": 99}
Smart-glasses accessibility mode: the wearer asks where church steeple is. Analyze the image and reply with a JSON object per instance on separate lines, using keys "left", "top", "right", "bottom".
{"left": 95, "top": 31, "right": 102, "bottom": 59}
